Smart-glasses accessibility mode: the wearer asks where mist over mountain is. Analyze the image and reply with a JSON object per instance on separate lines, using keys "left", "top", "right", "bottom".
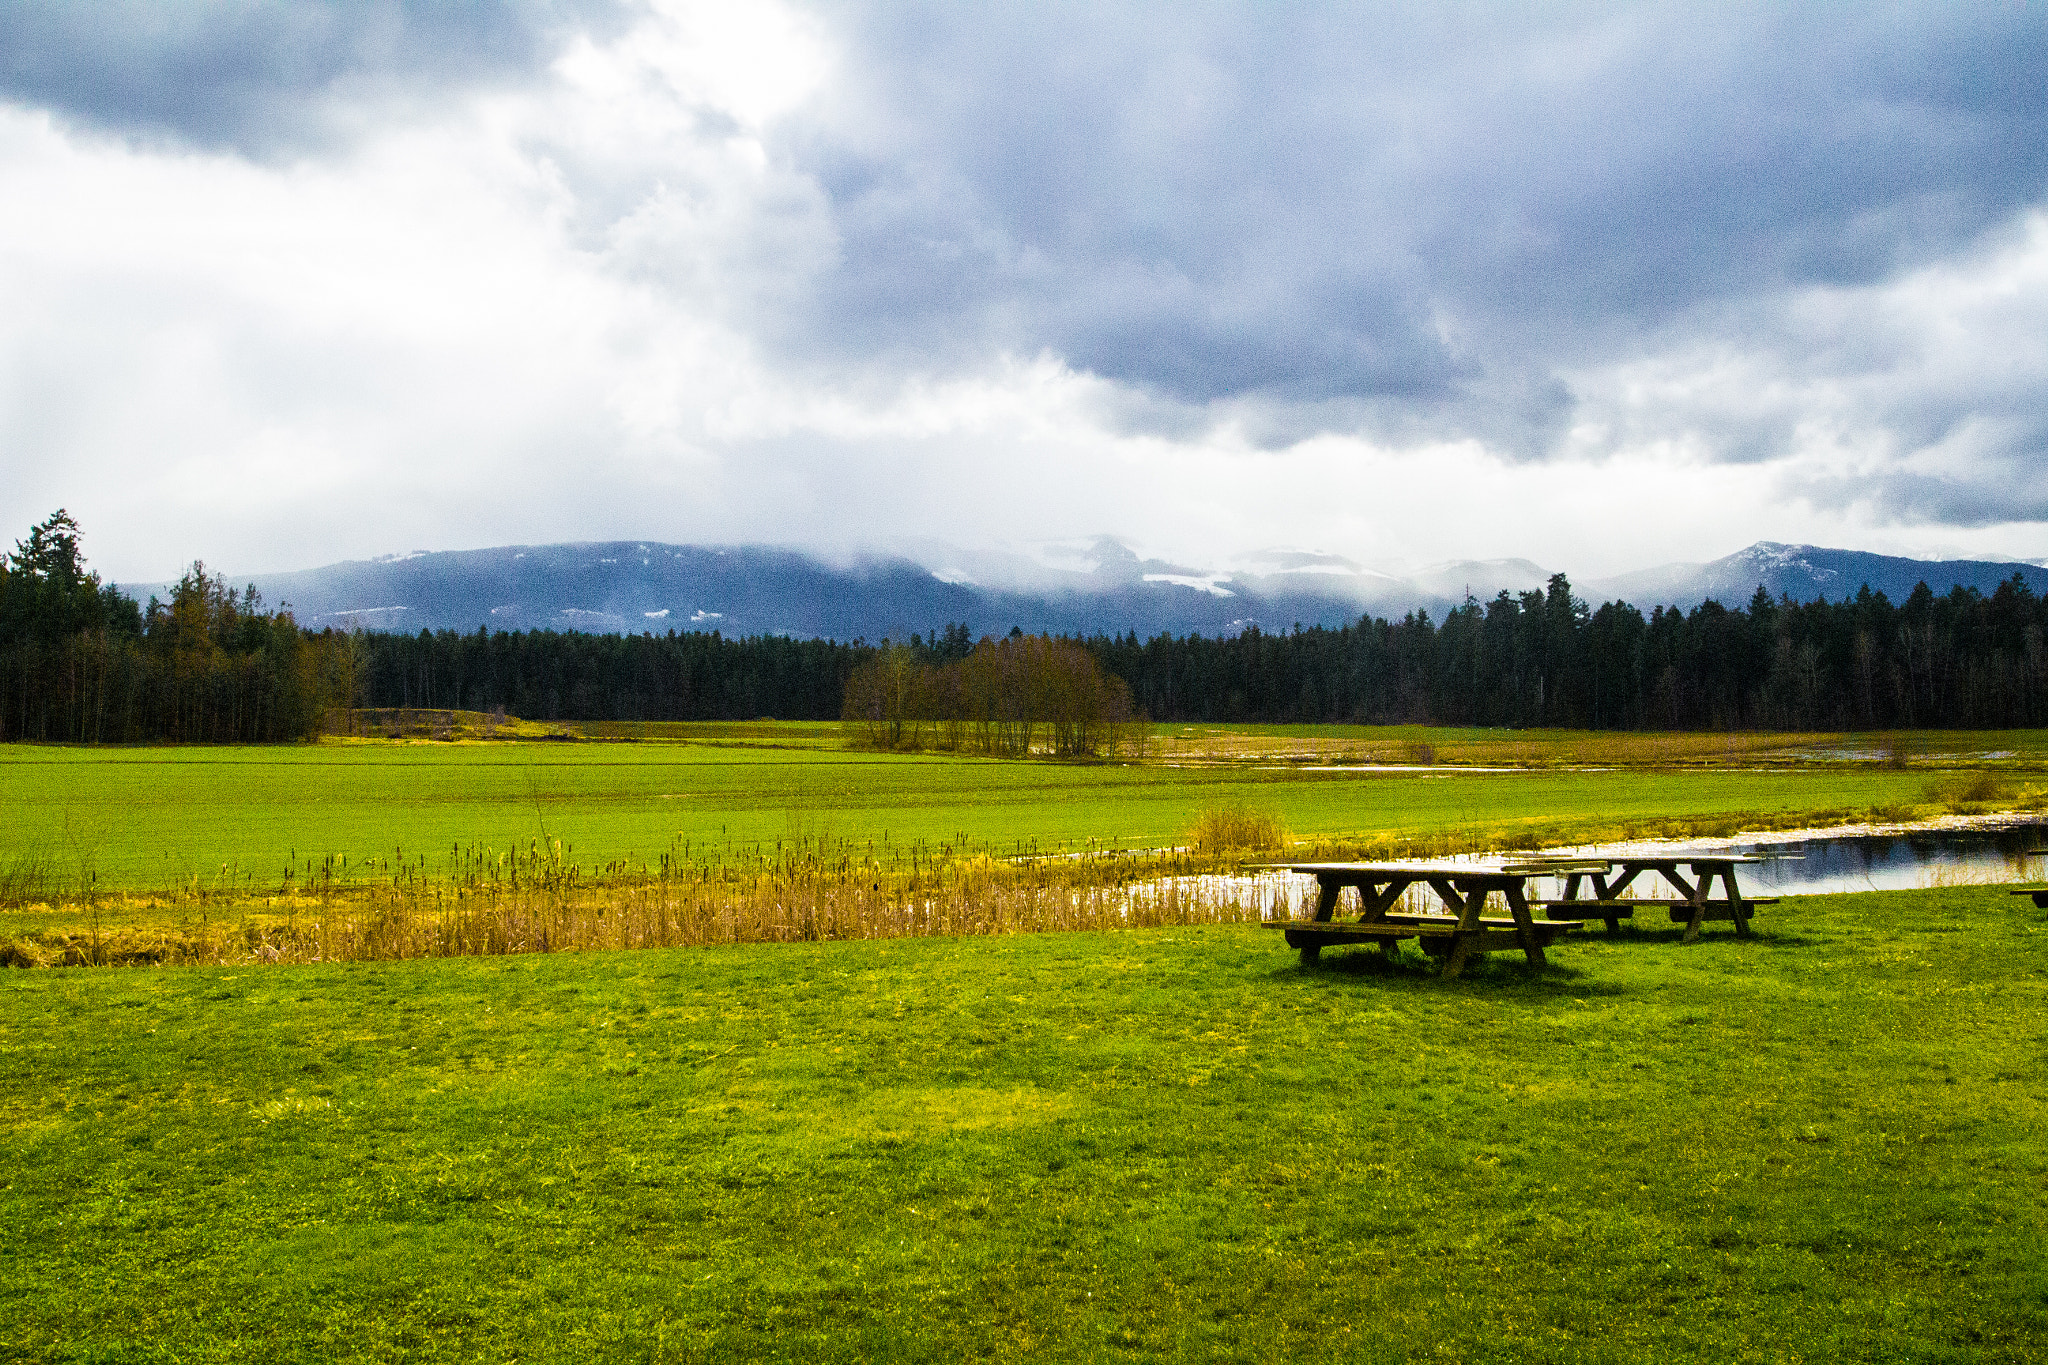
{"left": 118, "top": 540, "right": 2048, "bottom": 642}
{"left": 1584, "top": 543, "right": 2048, "bottom": 613}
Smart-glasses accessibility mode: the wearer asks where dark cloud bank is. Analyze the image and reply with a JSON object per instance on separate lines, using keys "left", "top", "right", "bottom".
{"left": 785, "top": 5, "right": 2048, "bottom": 452}
{"left": 7, "top": 1, "right": 2047, "bottom": 523}
{"left": 0, "top": 0, "right": 630, "bottom": 155}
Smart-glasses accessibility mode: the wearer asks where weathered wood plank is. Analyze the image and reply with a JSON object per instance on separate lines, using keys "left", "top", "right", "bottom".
{"left": 1275, "top": 922, "right": 1577, "bottom": 947}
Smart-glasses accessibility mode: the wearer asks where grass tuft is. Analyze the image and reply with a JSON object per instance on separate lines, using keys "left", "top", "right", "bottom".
{"left": 1923, "top": 771, "right": 2019, "bottom": 810}
{"left": 1185, "top": 802, "right": 1287, "bottom": 853}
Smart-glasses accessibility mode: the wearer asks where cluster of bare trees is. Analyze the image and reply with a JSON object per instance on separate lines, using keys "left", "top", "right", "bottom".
{"left": 842, "top": 632, "right": 1143, "bottom": 758}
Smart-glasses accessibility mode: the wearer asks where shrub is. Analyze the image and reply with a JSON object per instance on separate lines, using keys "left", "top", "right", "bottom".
{"left": 1921, "top": 772, "right": 2016, "bottom": 810}
{"left": 1186, "top": 803, "right": 1287, "bottom": 853}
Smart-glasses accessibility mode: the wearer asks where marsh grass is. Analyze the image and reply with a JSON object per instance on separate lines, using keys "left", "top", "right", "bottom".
{"left": 0, "top": 835, "right": 1291, "bottom": 967}
{"left": 1185, "top": 802, "right": 1287, "bottom": 853}
{"left": 1923, "top": 770, "right": 2021, "bottom": 810}
{"left": 9, "top": 787, "right": 2037, "bottom": 970}
{"left": 0, "top": 845, "right": 52, "bottom": 906}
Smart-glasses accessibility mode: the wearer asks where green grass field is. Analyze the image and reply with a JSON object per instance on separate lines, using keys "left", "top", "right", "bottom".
{"left": 0, "top": 734, "right": 2004, "bottom": 896}
{"left": 4, "top": 885, "right": 2043, "bottom": 1362}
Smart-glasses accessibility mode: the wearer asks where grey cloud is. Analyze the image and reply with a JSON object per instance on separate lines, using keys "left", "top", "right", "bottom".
{"left": 0, "top": 0, "right": 627, "bottom": 156}
{"left": 1796, "top": 455, "right": 2048, "bottom": 529}
{"left": 757, "top": 2, "right": 2048, "bottom": 453}
{"left": 10, "top": 0, "right": 2048, "bottom": 519}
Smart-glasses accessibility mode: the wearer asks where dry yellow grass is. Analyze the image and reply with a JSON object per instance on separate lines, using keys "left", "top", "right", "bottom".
{"left": 1184, "top": 802, "right": 1287, "bottom": 853}
{"left": 0, "top": 840, "right": 1282, "bottom": 967}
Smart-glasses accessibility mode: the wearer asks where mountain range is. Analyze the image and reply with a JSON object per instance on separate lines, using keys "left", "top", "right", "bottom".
{"left": 118, "top": 540, "right": 2048, "bottom": 642}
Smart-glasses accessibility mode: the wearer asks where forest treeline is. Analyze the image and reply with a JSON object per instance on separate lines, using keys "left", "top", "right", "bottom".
{"left": 347, "top": 623, "right": 858, "bottom": 723}
{"left": 0, "top": 512, "right": 860, "bottom": 739}
{"left": 1089, "top": 572, "right": 2048, "bottom": 730}
{"left": 0, "top": 512, "right": 332, "bottom": 742}
{"left": 6, "top": 513, "right": 2046, "bottom": 741}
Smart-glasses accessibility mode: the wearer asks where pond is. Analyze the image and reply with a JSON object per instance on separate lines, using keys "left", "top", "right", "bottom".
{"left": 1137, "top": 821, "right": 2048, "bottom": 923}
{"left": 1682, "top": 822, "right": 2048, "bottom": 896}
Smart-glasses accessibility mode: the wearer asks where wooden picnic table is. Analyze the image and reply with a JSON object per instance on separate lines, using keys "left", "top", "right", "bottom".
{"left": 1540, "top": 853, "right": 1772, "bottom": 942}
{"left": 1264, "top": 861, "right": 1604, "bottom": 978}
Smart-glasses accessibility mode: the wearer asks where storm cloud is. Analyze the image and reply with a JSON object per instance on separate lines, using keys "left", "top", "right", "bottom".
{"left": 785, "top": 6, "right": 2048, "bottom": 413}
{"left": 0, "top": 1, "right": 632, "bottom": 155}
{"left": 2, "top": 1, "right": 2045, "bottom": 579}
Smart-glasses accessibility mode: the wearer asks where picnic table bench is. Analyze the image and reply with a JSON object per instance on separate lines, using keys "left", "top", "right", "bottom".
{"left": 1264, "top": 861, "right": 1604, "bottom": 978}
{"left": 1536, "top": 853, "right": 1773, "bottom": 942}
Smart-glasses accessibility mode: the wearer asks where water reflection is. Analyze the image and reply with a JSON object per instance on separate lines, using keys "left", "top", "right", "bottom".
{"left": 1713, "top": 824, "right": 2048, "bottom": 896}
{"left": 1176, "top": 823, "right": 2048, "bottom": 923}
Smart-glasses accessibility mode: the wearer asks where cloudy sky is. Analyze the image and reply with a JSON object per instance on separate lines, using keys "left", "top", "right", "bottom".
{"left": 4, "top": 0, "right": 2047, "bottom": 583}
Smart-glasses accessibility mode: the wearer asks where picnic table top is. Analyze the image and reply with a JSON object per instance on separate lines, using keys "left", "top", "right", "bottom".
{"left": 1570, "top": 850, "right": 1765, "bottom": 865}
{"left": 1271, "top": 853, "right": 1762, "bottom": 878}
{"left": 1271, "top": 860, "right": 1594, "bottom": 879}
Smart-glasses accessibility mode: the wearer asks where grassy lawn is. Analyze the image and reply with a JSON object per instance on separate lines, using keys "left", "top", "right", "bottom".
{"left": 0, "top": 737, "right": 1984, "bottom": 894}
{"left": 3, "top": 885, "right": 2043, "bottom": 1362}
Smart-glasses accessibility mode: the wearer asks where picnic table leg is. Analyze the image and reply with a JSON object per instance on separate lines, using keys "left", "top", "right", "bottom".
{"left": 1593, "top": 868, "right": 1630, "bottom": 934}
{"left": 1665, "top": 866, "right": 1706, "bottom": 944}
{"left": 1557, "top": 870, "right": 1618, "bottom": 932}
{"left": 1360, "top": 882, "right": 1407, "bottom": 923}
{"left": 1441, "top": 932, "right": 1475, "bottom": 979}
{"left": 1720, "top": 866, "right": 1755, "bottom": 939}
{"left": 1298, "top": 879, "right": 1341, "bottom": 967}
{"left": 1359, "top": 879, "right": 1412, "bottom": 963}
{"left": 1503, "top": 883, "right": 1547, "bottom": 968}
{"left": 1430, "top": 879, "right": 1476, "bottom": 978}
{"left": 1311, "top": 880, "right": 1341, "bottom": 923}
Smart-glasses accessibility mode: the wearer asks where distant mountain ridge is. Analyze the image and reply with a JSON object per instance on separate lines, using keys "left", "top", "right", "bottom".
{"left": 117, "top": 540, "right": 2048, "bottom": 641}
{"left": 1585, "top": 542, "right": 2048, "bottom": 612}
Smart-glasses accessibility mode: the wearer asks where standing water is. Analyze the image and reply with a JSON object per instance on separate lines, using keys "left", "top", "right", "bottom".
{"left": 1687, "top": 823, "right": 2048, "bottom": 897}
{"left": 1130, "top": 822, "right": 2048, "bottom": 922}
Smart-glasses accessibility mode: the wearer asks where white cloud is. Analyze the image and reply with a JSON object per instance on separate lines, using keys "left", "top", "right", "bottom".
{"left": 1, "top": 0, "right": 2046, "bottom": 585}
